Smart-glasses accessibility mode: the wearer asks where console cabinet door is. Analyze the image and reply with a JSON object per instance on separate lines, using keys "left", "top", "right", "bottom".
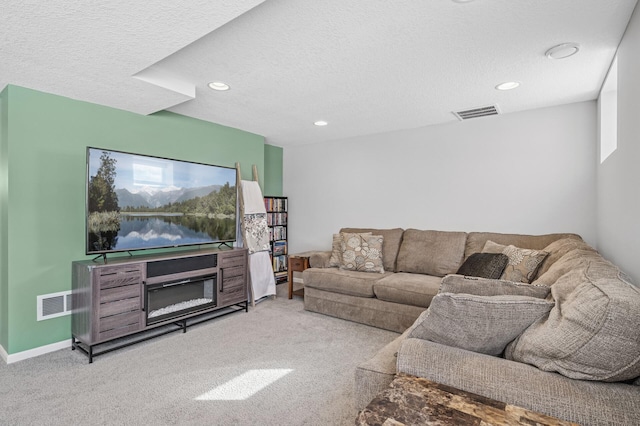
{"left": 218, "top": 250, "right": 248, "bottom": 307}
{"left": 93, "top": 264, "right": 144, "bottom": 342}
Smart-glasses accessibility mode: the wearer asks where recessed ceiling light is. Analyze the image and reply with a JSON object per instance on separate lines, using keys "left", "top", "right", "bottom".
{"left": 208, "top": 81, "right": 230, "bottom": 91}
{"left": 495, "top": 81, "right": 520, "bottom": 91}
{"left": 314, "top": 120, "right": 328, "bottom": 126}
{"left": 545, "top": 43, "right": 580, "bottom": 60}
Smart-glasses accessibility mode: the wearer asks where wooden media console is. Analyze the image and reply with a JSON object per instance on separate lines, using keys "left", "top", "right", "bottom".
{"left": 71, "top": 247, "right": 248, "bottom": 363}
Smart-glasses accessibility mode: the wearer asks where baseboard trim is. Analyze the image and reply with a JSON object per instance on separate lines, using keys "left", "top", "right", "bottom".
{"left": 2, "top": 339, "right": 71, "bottom": 364}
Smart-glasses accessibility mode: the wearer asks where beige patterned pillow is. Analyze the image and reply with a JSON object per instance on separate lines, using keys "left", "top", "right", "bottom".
{"left": 483, "top": 240, "right": 548, "bottom": 283}
{"left": 340, "top": 233, "right": 384, "bottom": 273}
{"left": 329, "top": 232, "right": 371, "bottom": 267}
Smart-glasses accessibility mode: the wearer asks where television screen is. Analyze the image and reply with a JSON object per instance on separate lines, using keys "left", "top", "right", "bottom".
{"left": 86, "top": 147, "right": 237, "bottom": 255}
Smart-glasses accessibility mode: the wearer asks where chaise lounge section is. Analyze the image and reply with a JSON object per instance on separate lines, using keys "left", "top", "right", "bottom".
{"left": 302, "top": 227, "right": 640, "bottom": 425}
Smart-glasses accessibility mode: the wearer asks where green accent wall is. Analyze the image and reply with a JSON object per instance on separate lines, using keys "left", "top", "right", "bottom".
{"left": 1, "top": 87, "right": 9, "bottom": 352}
{"left": 263, "top": 144, "right": 283, "bottom": 196}
{"left": 0, "top": 85, "right": 269, "bottom": 355}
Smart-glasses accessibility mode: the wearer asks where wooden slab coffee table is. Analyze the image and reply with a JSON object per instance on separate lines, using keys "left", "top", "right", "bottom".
{"left": 355, "top": 373, "right": 578, "bottom": 426}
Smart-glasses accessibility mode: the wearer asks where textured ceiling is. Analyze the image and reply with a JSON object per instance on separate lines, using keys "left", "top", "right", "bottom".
{"left": 2, "top": 0, "right": 637, "bottom": 147}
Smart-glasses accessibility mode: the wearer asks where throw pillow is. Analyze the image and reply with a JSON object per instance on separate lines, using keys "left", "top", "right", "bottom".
{"left": 329, "top": 232, "right": 371, "bottom": 267}
{"left": 408, "top": 292, "right": 555, "bottom": 356}
{"left": 482, "top": 240, "right": 548, "bottom": 283}
{"left": 339, "top": 233, "right": 384, "bottom": 273}
{"left": 439, "top": 275, "right": 551, "bottom": 299}
{"left": 455, "top": 253, "right": 509, "bottom": 279}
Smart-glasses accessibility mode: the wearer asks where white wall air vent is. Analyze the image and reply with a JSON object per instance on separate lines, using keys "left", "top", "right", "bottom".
{"left": 453, "top": 105, "right": 500, "bottom": 121}
{"left": 37, "top": 291, "right": 72, "bottom": 321}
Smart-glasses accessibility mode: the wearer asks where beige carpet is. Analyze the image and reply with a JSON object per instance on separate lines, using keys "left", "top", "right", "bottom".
{"left": 0, "top": 283, "right": 398, "bottom": 425}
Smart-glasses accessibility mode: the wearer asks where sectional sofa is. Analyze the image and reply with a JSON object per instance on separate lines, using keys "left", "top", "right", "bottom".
{"left": 302, "top": 227, "right": 640, "bottom": 425}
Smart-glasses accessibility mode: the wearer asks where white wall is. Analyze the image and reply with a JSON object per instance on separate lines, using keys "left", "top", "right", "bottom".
{"left": 597, "top": 3, "right": 640, "bottom": 283}
{"left": 284, "top": 101, "right": 597, "bottom": 253}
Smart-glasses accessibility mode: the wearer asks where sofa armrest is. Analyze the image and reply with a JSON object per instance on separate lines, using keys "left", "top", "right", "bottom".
{"left": 396, "top": 338, "right": 640, "bottom": 426}
{"left": 308, "top": 250, "right": 332, "bottom": 268}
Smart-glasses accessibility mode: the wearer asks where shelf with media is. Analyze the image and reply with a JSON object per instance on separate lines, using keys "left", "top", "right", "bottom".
{"left": 264, "top": 196, "right": 288, "bottom": 284}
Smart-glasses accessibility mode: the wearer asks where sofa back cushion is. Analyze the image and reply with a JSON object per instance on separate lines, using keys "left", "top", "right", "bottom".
{"left": 396, "top": 229, "right": 467, "bottom": 277}
{"left": 505, "top": 256, "right": 640, "bottom": 382}
{"left": 533, "top": 248, "right": 600, "bottom": 286}
{"left": 535, "top": 237, "right": 596, "bottom": 278}
{"left": 340, "top": 228, "right": 404, "bottom": 272}
{"left": 465, "top": 232, "right": 581, "bottom": 261}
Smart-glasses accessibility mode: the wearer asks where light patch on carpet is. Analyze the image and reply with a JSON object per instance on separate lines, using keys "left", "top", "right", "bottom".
{"left": 195, "top": 369, "right": 293, "bottom": 401}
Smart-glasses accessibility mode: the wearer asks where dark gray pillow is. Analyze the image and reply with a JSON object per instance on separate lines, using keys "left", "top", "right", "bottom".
{"left": 456, "top": 253, "right": 509, "bottom": 279}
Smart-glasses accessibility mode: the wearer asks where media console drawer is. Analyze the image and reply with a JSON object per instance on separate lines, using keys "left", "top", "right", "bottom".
{"left": 97, "top": 265, "right": 143, "bottom": 289}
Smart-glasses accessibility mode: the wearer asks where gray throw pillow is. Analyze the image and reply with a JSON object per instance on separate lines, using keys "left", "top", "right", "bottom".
{"left": 408, "top": 293, "right": 555, "bottom": 356}
{"left": 439, "top": 275, "right": 551, "bottom": 299}
{"left": 456, "top": 253, "right": 509, "bottom": 279}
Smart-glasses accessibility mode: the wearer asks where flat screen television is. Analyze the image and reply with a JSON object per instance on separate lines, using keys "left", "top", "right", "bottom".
{"left": 86, "top": 147, "right": 237, "bottom": 255}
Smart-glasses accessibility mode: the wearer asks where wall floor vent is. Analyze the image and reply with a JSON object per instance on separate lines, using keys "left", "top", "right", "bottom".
{"left": 453, "top": 105, "right": 500, "bottom": 121}
{"left": 37, "top": 291, "right": 72, "bottom": 321}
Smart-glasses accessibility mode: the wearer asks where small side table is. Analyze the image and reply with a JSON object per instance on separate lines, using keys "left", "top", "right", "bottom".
{"left": 288, "top": 254, "right": 310, "bottom": 299}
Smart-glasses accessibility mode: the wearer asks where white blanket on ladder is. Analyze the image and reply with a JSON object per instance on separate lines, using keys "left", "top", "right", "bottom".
{"left": 248, "top": 251, "right": 276, "bottom": 301}
{"left": 240, "top": 180, "right": 276, "bottom": 302}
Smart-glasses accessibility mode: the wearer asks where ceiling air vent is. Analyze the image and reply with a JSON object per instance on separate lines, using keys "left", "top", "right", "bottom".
{"left": 453, "top": 105, "right": 500, "bottom": 121}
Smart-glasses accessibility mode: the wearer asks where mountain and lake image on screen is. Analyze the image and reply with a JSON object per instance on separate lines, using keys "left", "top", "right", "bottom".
{"left": 86, "top": 147, "right": 237, "bottom": 254}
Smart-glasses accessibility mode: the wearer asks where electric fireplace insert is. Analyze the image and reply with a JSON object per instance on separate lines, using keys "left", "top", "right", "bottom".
{"left": 145, "top": 275, "right": 217, "bottom": 325}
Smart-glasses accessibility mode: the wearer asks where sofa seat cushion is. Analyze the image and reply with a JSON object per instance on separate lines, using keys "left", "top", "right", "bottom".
{"left": 396, "top": 229, "right": 467, "bottom": 277}
{"left": 373, "top": 273, "right": 442, "bottom": 308}
{"left": 506, "top": 257, "right": 640, "bottom": 382}
{"left": 440, "top": 275, "right": 551, "bottom": 299}
{"left": 302, "top": 267, "right": 390, "bottom": 297}
{"left": 341, "top": 228, "right": 404, "bottom": 272}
